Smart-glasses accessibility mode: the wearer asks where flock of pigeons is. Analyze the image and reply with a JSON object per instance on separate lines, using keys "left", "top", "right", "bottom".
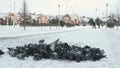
{"left": 0, "top": 39, "right": 106, "bottom": 62}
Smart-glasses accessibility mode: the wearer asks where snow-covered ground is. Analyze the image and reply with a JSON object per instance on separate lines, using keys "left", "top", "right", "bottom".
{"left": 0, "top": 25, "right": 81, "bottom": 38}
{"left": 0, "top": 26, "right": 120, "bottom": 68}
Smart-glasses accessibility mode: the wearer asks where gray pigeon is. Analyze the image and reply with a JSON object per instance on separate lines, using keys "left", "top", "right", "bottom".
{"left": 0, "top": 50, "right": 4, "bottom": 55}
{"left": 50, "top": 39, "right": 60, "bottom": 51}
{"left": 17, "top": 53, "right": 26, "bottom": 59}
{"left": 7, "top": 48, "right": 18, "bottom": 57}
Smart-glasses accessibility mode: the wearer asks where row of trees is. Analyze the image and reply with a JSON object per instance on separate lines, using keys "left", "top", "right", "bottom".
{"left": 88, "top": 17, "right": 103, "bottom": 27}
{"left": 88, "top": 13, "right": 120, "bottom": 28}
{"left": 49, "top": 18, "right": 79, "bottom": 27}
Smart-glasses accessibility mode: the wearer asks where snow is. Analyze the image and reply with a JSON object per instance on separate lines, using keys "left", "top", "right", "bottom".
{"left": 0, "top": 25, "right": 82, "bottom": 38}
{"left": 0, "top": 26, "right": 120, "bottom": 68}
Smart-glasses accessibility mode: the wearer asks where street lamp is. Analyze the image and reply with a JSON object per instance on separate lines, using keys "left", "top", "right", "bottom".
{"left": 106, "top": 3, "right": 108, "bottom": 19}
{"left": 14, "top": 0, "right": 16, "bottom": 14}
{"left": 105, "top": 3, "right": 108, "bottom": 28}
{"left": 58, "top": 4, "right": 61, "bottom": 29}
{"left": 117, "top": 0, "right": 119, "bottom": 30}
{"left": 102, "top": 12, "right": 104, "bottom": 18}
{"left": 9, "top": 5, "right": 12, "bottom": 12}
{"left": 106, "top": 4, "right": 108, "bottom": 23}
{"left": 95, "top": 8, "right": 98, "bottom": 18}
{"left": 13, "top": 0, "right": 16, "bottom": 27}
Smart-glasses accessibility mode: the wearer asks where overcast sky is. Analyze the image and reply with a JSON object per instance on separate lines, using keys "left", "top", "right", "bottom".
{"left": 0, "top": 0, "right": 118, "bottom": 18}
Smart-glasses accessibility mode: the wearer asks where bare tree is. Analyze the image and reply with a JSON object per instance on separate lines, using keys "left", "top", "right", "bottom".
{"left": 19, "top": 0, "right": 28, "bottom": 31}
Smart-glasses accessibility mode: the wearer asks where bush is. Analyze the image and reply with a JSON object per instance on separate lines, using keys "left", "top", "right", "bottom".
{"left": 107, "top": 23, "right": 115, "bottom": 28}
{"left": 75, "top": 24, "right": 80, "bottom": 26}
{"left": 60, "top": 21, "right": 65, "bottom": 27}
{"left": 66, "top": 23, "right": 74, "bottom": 27}
{"left": 82, "top": 23, "right": 87, "bottom": 26}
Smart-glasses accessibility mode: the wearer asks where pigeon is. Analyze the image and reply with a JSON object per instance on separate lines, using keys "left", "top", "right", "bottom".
{"left": 17, "top": 53, "right": 26, "bottom": 59}
{"left": 39, "top": 39, "right": 45, "bottom": 44}
{"left": 50, "top": 39, "right": 60, "bottom": 51}
{"left": 0, "top": 50, "right": 4, "bottom": 55}
{"left": 7, "top": 47, "right": 18, "bottom": 57}
{"left": 51, "top": 53, "right": 59, "bottom": 60}
{"left": 33, "top": 53, "right": 43, "bottom": 60}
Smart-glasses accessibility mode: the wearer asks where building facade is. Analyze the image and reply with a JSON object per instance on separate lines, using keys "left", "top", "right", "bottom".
{"left": 62, "top": 14, "right": 71, "bottom": 24}
{"left": 39, "top": 15, "right": 48, "bottom": 24}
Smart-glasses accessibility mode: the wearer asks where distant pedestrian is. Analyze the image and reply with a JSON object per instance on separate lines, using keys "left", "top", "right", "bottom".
{"left": 92, "top": 22, "right": 96, "bottom": 29}
{"left": 97, "top": 23, "right": 100, "bottom": 28}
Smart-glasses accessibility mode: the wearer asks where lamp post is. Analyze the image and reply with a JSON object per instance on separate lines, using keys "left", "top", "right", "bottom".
{"left": 9, "top": 5, "right": 12, "bottom": 12}
{"left": 13, "top": 0, "right": 16, "bottom": 27}
{"left": 58, "top": 4, "right": 61, "bottom": 29}
{"left": 106, "top": 3, "right": 108, "bottom": 28}
{"left": 102, "top": 12, "right": 104, "bottom": 17}
{"left": 117, "top": 0, "right": 119, "bottom": 30}
{"left": 95, "top": 8, "right": 98, "bottom": 18}
{"left": 106, "top": 3, "right": 108, "bottom": 20}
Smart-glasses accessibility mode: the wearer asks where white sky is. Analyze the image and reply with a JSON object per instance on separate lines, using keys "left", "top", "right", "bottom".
{"left": 0, "top": 0, "right": 118, "bottom": 18}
